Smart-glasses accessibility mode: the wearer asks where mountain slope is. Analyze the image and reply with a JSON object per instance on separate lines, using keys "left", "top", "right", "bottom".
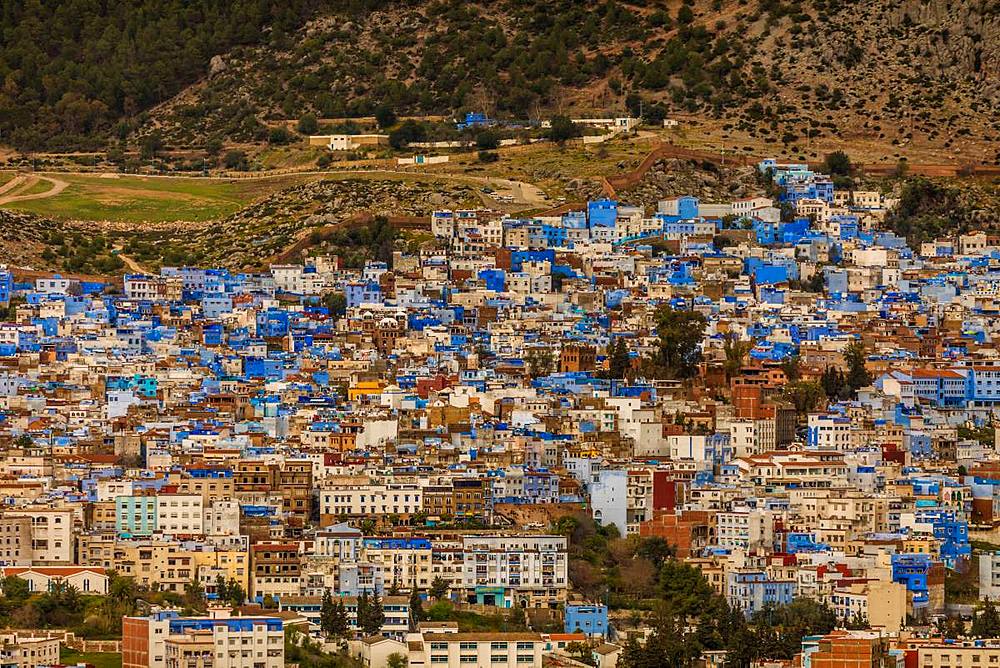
{"left": 141, "top": 0, "right": 1000, "bottom": 160}
{"left": 1, "top": 0, "right": 997, "bottom": 160}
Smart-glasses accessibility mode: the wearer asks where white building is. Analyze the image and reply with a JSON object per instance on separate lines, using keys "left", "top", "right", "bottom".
{"left": 460, "top": 535, "right": 568, "bottom": 608}
{"left": 156, "top": 494, "right": 205, "bottom": 535}
{"left": 319, "top": 483, "right": 423, "bottom": 522}
{"left": 729, "top": 418, "right": 776, "bottom": 458}
{"left": 981, "top": 553, "right": 1000, "bottom": 601}
{"left": 408, "top": 632, "right": 544, "bottom": 668}
{"left": 716, "top": 508, "right": 774, "bottom": 551}
{"left": 124, "top": 612, "right": 284, "bottom": 668}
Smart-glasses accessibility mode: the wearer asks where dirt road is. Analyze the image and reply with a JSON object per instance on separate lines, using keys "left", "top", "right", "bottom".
{"left": 0, "top": 175, "right": 69, "bottom": 206}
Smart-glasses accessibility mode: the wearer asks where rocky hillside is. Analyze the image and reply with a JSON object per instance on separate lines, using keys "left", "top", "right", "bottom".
{"left": 564, "top": 158, "right": 763, "bottom": 208}
{"left": 0, "top": 210, "right": 125, "bottom": 274}
{"left": 138, "top": 0, "right": 999, "bottom": 160}
{"left": 119, "top": 177, "right": 477, "bottom": 270}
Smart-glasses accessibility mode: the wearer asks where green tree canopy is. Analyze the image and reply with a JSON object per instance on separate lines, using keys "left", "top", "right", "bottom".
{"left": 651, "top": 305, "right": 707, "bottom": 378}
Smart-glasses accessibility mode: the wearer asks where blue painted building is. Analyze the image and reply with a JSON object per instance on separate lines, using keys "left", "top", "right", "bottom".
{"left": 726, "top": 569, "right": 796, "bottom": 617}
{"left": 565, "top": 604, "right": 609, "bottom": 637}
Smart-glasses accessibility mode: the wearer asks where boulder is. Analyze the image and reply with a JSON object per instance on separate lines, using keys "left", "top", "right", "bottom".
{"left": 209, "top": 55, "right": 227, "bottom": 78}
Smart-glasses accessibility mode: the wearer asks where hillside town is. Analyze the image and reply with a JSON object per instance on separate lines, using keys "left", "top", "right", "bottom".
{"left": 1, "top": 157, "right": 1000, "bottom": 668}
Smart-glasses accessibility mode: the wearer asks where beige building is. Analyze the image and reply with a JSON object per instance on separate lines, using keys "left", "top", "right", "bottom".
{"left": 828, "top": 580, "right": 906, "bottom": 632}
{"left": 0, "top": 516, "right": 32, "bottom": 566}
{"left": 164, "top": 630, "right": 214, "bottom": 668}
{"left": 410, "top": 632, "right": 544, "bottom": 668}
{"left": 915, "top": 640, "right": 1000, "bottom": 668}
{"left": 3, "top": 508, "right": 76, "bottom": 565}
{"left": 0, "top": 633, "right": 60, "bottom": 668}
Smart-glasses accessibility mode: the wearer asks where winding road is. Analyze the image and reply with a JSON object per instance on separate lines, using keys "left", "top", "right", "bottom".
{"left": 0, "top": 174, "right": 69, "bottom": 206}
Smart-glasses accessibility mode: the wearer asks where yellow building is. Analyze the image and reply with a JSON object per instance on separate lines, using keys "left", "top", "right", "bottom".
{"left": 348, "top": 380, "right": 385, "bottom": 402}
{"left": 191, "top": 547, "right": 250, "bottom": 597}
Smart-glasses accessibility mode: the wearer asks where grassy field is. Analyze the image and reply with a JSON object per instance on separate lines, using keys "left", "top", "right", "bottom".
{"left": 59, "top": 648, "right": 122, "bottom": 668}
{"left": 18, "top": 177, "right": 58, "bottom": 196}
{"left": 0, "top": 171, "right": 15, "bottom": 188}
{"left": 7, "top": 173, "right": 318, "bottom": 223}
{"left": 441, "top": 135, "right": 659, "bottom": 198}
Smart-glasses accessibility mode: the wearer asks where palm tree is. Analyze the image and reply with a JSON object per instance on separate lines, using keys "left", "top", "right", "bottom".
{"left": 723, "top": 334, "right": 754, "bottom": 381}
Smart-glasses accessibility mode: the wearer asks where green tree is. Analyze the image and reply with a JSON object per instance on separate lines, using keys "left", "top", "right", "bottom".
{"left": 140, "top": 132, "right": 163, "bottom": 160}
{"left": 972, "top": 600, "right": 1000, "bottom": 638}
{"left": 843, "top": 340, "right": 871, "bottom": 393}
{"left": 651, "top": 306, "right": 707, "bottom": 379}
{"left": 322, "top": 292, "right": 347, "bottom": 319}
{"left": 389, "top": 120, "right": 427, "bottom": 149}
{"left": 0, "top": 576, "right": 30, "bottom": 603}
{"left": 783, "top": 381, "right": 826, "bottom": 416}
{"left": 184, "top": 580, "right": 206, "bottom": 611}
{"left": 357, "top": 591, "right": 384, "bottom": 637}
{"left": 636, "top": 537, "right": 674, "bottom": 569}
{"left": 750, "top": 599, "right": 837, "bottom": 658}
{"left": 524, "top": 346, "right": 555, "bottom": 378}
{"left": 374, "top": 105, "right": 397, "bottom": 129}
{"left": 409, "top": 589, "right": 425, "bottom": 628}
{"left": 330, "top": 599, "right": 350, "bottom": 638}
{"left": 722, "top": 334, "right": 754, "bottom": 380}
{"left": 548, "top": 115, "right": 581, "bottom": 144}
{"left": 620, "top": 606, "right": 699, "bottom": 667}
{"left": 214, "top": 575, "right": 228, "bottom": 602}
{"left": 657, "top": 561, "right": 717, "bottom": 619}
{"left": 781, "top": 354, "right": 801, "bottom": 382}
{"left": 821, "top": 366, "right": 850, "bottom": 402}
{"left": 606, "top": 338, "right": 631, "bottom": 380}
{"left": 297, "top": 114, "right": 319, "bottom": 135}
{"left": 223, "top": 149, "right": 247, "bottom": 170}
{"left": 475, "top": 130, "right": 500, "bottom": 150}
{"left": 430, "top": 577, "right": 449, "bottom": 601}
{"left": 320, "top": 589, "right": 337, "bottom": 638}
{"left": 387, "top": 653, "right": 407, "bottom": 668}
{"left": 822, "top": 150, "right": 852, "bottom": 176}
{"left": 226, "top": 578, "right": 245, "bottom": 608}
{"left": 677, "top": 5, "right": 695, "bottom": 24}
{"left": 268, "top": 126, "right": 294, "bottom": 144}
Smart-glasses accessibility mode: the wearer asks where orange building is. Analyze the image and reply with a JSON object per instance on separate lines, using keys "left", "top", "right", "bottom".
{"left": 559, "top": 343, "right": 596, "bottom": 373}
{"left": 637, "top": 509, "right": 714, "bottom": 558}
{"left": 799, "top": 631, "right": 901, "bottom": 667}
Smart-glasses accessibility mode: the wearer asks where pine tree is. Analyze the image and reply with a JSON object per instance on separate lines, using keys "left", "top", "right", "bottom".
{"left": 214, "top": 575, "right": 228, "bottom": 602}
{"left": 362, "top": 593, "right": 385, "bottom": 637}
{"left": 430, "top": 576, "right": 449, "bottom": 601}
{"left": 607, "top": 338, "right": 631, "bottom": 380}
{"left": 409, "top": 588, "right": 426, "bottom": 628}
{"left": 972, "top": 600, "right": 1000, "bottom": 638}
{"left": 320, "top": 589, "right": 336, "bottom": 638}
{"left": 331, "top": 599, "right": 349, "bottom": 638}
{"left": 226, "top": 579, "right": 245, "bottom": 608}
{"left": 356, "top": 590, "right": 371, "bottom": 637}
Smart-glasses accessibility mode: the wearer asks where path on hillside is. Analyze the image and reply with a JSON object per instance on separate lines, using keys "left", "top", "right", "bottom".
{"left": 113, "top": 247, "right": 151, "bottom": 275}
{"left": 0, "top": 175, "right": 69, "bottom": 206}
{"left": 0, "top": 175, "right": 28, "bottom": 198}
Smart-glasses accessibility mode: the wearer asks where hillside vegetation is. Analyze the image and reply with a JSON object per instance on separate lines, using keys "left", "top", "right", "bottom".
{"left": 1, "top": 0, "right": 996, "bottom": 160}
